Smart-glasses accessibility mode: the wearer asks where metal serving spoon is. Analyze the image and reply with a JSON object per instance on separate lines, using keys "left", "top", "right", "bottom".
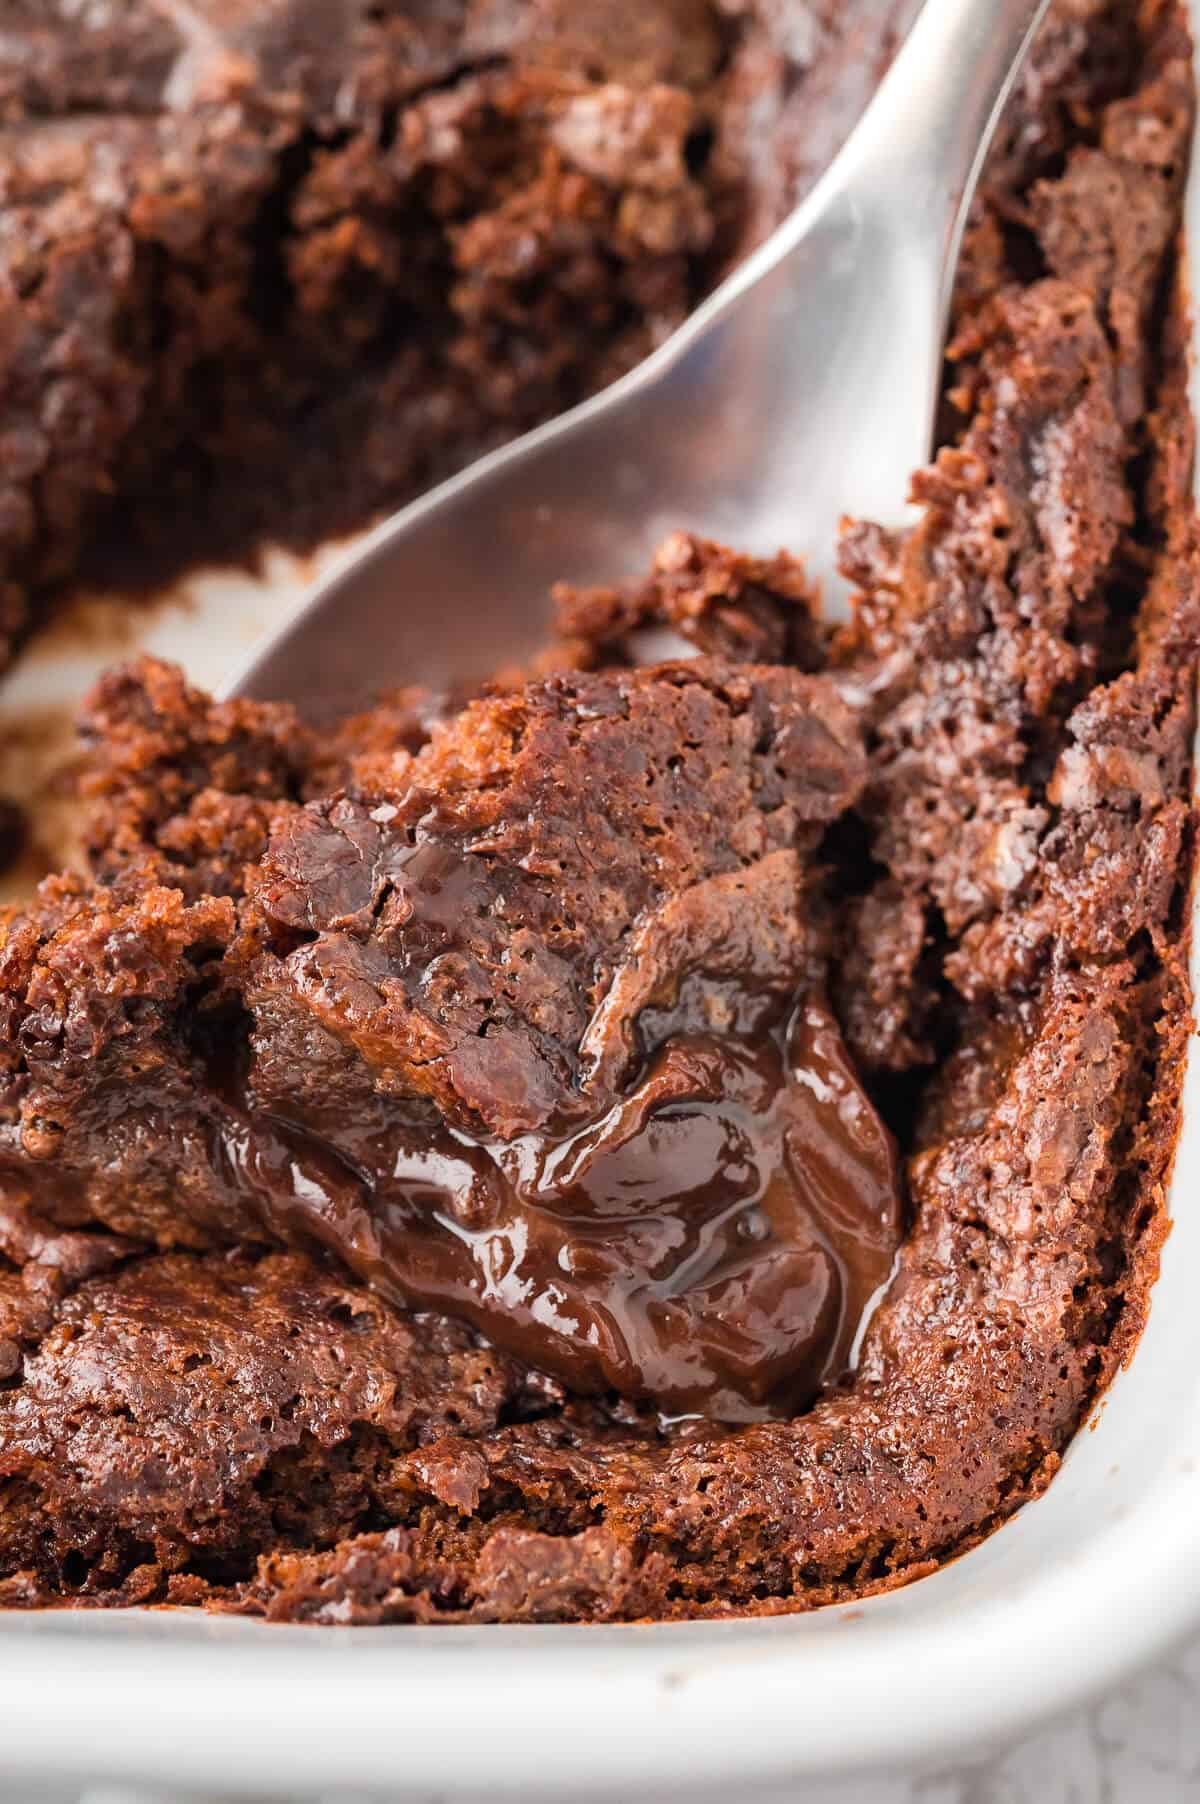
{"left": 228, "top": 0, "right": 1048, "bottom": 718}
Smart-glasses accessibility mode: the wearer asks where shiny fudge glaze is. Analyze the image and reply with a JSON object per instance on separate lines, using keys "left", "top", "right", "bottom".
{"left": 215, "top": 998, "right": 901, "bottom": 1420}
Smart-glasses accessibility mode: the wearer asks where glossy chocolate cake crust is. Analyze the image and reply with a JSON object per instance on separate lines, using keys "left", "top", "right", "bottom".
{"left": 0, "top": 0, "right": 1195, "bottom": 1623}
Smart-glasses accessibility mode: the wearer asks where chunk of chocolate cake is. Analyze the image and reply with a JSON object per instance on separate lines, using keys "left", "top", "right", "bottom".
{"left": 0, "top": 661, "right": 902, "bottom": 1420}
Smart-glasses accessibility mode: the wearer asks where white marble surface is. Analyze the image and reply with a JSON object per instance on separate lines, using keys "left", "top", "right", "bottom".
{"left": 813, "top": 1631, "right": 1200, "bottom": 1802}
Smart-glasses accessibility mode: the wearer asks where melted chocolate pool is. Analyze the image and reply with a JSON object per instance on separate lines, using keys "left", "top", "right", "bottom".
{"left": 218, "top": 996, "right": 902, "bottom": 1422}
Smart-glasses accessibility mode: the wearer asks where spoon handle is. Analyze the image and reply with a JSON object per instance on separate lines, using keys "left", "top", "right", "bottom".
{"left": 698, "top": 0, "right": 1053, "bottom": 575}
{"left": 827, "top": 0, "right": 1052, "bottom": 393}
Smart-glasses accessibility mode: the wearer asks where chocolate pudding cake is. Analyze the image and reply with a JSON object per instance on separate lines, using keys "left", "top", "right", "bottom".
{"left": 0, "top": 0, "right": 1196, "bottom": 1623}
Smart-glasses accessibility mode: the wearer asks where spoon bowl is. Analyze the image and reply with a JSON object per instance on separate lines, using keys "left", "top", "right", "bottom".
{"left": 228, "top": 0, "right": 1047, "bottom": 721}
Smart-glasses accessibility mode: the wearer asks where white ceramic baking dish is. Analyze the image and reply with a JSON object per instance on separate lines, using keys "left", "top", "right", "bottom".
{"left": 0, "top": 13, "right": 1197, "bottom": 1796}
